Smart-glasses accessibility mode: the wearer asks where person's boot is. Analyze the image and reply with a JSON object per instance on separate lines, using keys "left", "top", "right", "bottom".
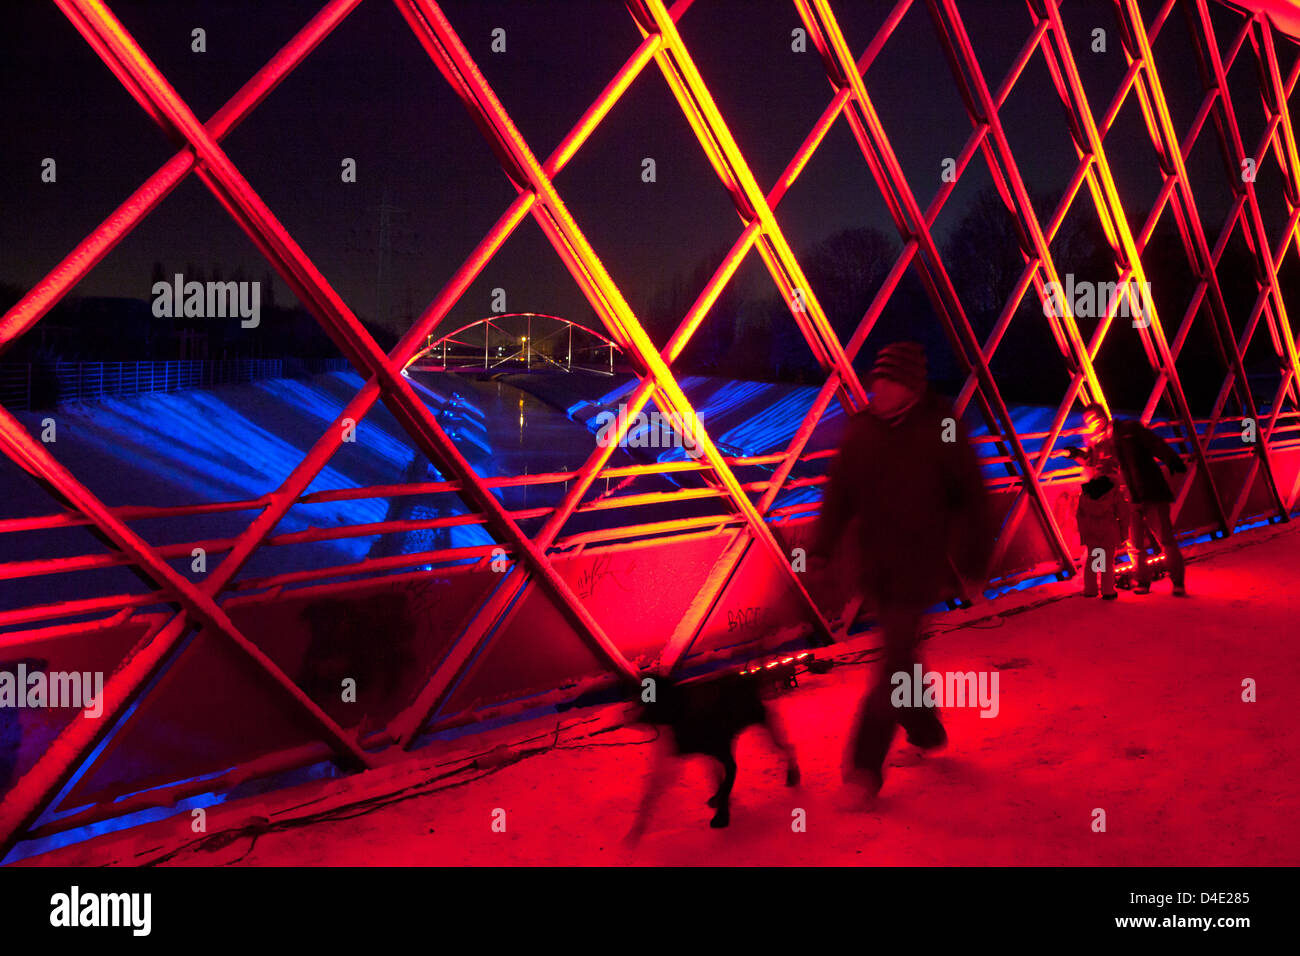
{"left": 837, "top": 759, "right": 884, "bottom": 809}
{"left": 709, "top": 802, "right": 730, "bottom": 828}
{"left": 906, "top": 709, "right": 948, "bottom": 751}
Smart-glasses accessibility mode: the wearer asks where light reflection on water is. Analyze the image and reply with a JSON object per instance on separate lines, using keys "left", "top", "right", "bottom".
{"left": 409, "top": 374, "right": 604, "bottom": 514}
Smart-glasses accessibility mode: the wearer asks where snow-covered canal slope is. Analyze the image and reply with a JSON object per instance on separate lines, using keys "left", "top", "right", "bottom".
{"left": 1, "top": 370, "right": 598, "bottom": 617}
{"left": 1, "top": 367, "right": 1132, "bottom": 619}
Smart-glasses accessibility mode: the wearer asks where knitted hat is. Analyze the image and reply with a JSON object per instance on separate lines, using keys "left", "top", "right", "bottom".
{"left": 867, "top": 341, "right": 927, "bottom": 393}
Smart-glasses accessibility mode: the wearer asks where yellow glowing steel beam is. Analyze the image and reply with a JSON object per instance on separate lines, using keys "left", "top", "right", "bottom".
{"left": 931, "top": 0, "right": 1107, "bottom": 412}
{"left": 1112, "top": 0, "right": 1284, "bottom": 520}
{"left": 628, "top": 0, "right": 869, "bottom": 412}
{"left": 795, "top": 0, "right": 1081, "bottom": 573}
{"left": 1256, "top": 17, "right": 1300, "bottom": 409}
{"left": 1191, "top": 0, "right": 1300, "bottom": 493}
{"left": 405, "top": 0, "right": 838, "bottom": 645}
{"left": 629, "top": 14, "right": 844, "bottom": 388}
{"left": 1115, "top": 0, "right": 1285, "bottom": 521}
{"left": 1034, "top": 0, "right": 1228, "bottom": 532}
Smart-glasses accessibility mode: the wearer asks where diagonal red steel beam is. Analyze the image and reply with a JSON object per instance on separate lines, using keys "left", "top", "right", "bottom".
{"left": 3, "top": 0, "right": 643, "bottom": 857}
{"left": 56, "top": 0, "right": 640, "bottom": 683}
{"left": 51, "top": 0, "right": 683, "bottom": 755}
{"left": 769, "top": 0, "right": 1050, "bottom": 520}
{"left": 1029, "top": 0, "right": 1240, "bottom": 514}
{"left": 682, "top": 1, "right": 918, "bottom": 501}
{"left": 795, "top": 0, "right": 1029, "bottom": 549}
{"left": 382, "top": 2, "right": 797, "bottom": 744}
{"left": 660, "top": 4, "right": 1063, "bottom": 663}
{"left": 1100, "top": 5, "right": 1280, "bottom": 454}
{"left": 1030, "top": 3, "right": 1185, "bottom": 390}
{"left": 804, "top": 12, "right": 1047, "bottom": 573}
{"left": 0, "top": 401, "right": 373, "bottom": 859}
{"left": 918, "top": 0, "right": 1119, "bottom": 573}
{"left": 950, "top": 17, "right": 1076, "bottom": 418}
{"left": 3, "top": 3, "right": 425, "bottom": 859}
{"left": 929, "top": 0, "right": 1106, "bottom": 409}
{"left": 623, "top": 4, "right": 868, "bottom": 415}
{"left": 625, "top": 1, "right": 915, "bottom": 671}
{"left": 795, "top": 0, "right": 1076, "bottom": 573}
{"left": 944, "top": 0, "right": 1260, "bottom": 556}
{"left": 1166, "top": 14, "right": 1295, "bottom": 526}
{"left": 0, "top": 0, "right": 365, "bottom": 356}
{"left": 630, "top": 0, "right": 985, "bottom": 658}
{"left": 396, "top": 1, "right": 894, "bottom": 736}
{"left": 1107, "top": 2, "right": 1278, "bottom": 525}
{"left": 8, "top": 0, "right": 679, "bottom": 831}
{"left": 391, "top": 0, "right": 864, "bottom": 740}
{"left": 1250, "top": 14, "right": 1300, "bottom": 511}
{"left": 1029, "top": 0, "right": 1230, "bottom": 535}
{"left": 1185, "top": 0, "right": 1300, "bottom": 525}
{"left": 1113, "top": 0, "right": 1286, "bottom": 524}
{"left": 1254, "top": 16, "right": 1300, "bottom": 387}
{"left": 0, "top": 1, "right": 392, "bottom": 858}
{"left": 560, "top": 5, "right": 924, "bottom": 676}
{"left": 395, "top": 0, "right": 840, "bottom": 656}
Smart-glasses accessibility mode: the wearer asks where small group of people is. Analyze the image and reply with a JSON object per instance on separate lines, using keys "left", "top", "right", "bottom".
{"left": 1061, "top": 403, "right": 1187, "bottom": 599}
{"left": 810, "top": 341, "right": 1190, "bottom": 802}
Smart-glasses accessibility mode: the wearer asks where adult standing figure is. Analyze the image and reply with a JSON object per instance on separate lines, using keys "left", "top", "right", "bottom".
{"left": 810, "top": 342, "right": 995, "bottom": 800}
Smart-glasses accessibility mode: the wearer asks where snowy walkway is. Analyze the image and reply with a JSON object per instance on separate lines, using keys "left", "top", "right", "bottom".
{"left": 18, "top": 521, "right": 1300, "bottom": 866}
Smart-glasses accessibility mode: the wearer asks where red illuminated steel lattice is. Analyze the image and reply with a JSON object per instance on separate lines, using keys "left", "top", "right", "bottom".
{"left": 1, "top": 0, "right": 1299, "bottom": 856}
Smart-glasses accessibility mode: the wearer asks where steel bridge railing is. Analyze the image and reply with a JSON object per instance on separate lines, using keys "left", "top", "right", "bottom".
{"left": 3, "top": 0, "right": 1300, "bottom": 859}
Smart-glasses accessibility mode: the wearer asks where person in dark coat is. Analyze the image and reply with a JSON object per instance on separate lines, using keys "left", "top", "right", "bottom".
{"left": 1076, "top": 475, "right": 1128, "bottom": 599}
{"left": 1063, "top": 404, "right": 1188, "bottom": 595}
{"left": 810, "top": 341, "right": 995, "bottom": 800}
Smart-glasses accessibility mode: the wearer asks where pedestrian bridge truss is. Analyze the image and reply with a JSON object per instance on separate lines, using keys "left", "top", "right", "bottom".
{"left": 2, "top": 0, "right": 1299, "bottom": 859}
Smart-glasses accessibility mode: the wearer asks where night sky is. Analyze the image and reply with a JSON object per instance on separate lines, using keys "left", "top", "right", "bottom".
{"left": 0, "top": 0, "right": 1267, "bottom": 345}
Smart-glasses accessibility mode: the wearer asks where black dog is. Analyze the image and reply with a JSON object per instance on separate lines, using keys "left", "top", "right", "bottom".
{"left": 627, "top": 668, "right": 800, "bottom": 838}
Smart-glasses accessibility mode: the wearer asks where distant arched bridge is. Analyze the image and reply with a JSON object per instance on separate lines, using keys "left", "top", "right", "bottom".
{"left": 407, "top": 313, "right": 623, "bottom": 375}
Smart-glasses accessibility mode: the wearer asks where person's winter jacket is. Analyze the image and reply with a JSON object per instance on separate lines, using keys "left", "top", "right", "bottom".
{"left": 1111, "top": 420, "right": 1187, "bottom": 503}
{"left": 1070, "top": 436, "right": 1122, "bottom": 481}
{"left": 1064, "top": 420, "right": 1187, "bottom": 503}
{"left": 1076, "top": 475, "right": 1128, "bottom": 550}
{"left": 811, "top": 390, "right": 995, "bottom": 607}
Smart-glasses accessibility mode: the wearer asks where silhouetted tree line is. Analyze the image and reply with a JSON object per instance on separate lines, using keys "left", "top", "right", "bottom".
{"left": 5, "top": 193, "right": 1294, "bottom": 419}
{"left": 631, "top": 186, "right": 1300, "bottom": 416}
{"left": 0, "top": 262, "right": 399, "bottom": 365}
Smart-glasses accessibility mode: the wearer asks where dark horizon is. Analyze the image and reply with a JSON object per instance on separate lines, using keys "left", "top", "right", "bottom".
{"left": 0, "top": 0, "right": 1236, "bottom": 342}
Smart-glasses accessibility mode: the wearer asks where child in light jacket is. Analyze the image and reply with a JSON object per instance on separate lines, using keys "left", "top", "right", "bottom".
{"left": 1076, "top": 474, "right": 1129, "bottom": 599}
